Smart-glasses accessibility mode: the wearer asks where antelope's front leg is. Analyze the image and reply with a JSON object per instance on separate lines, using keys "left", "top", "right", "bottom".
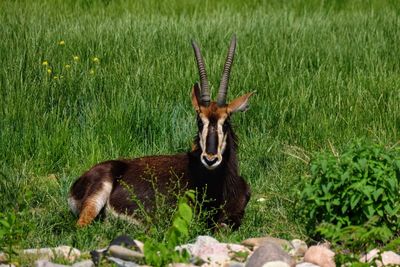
{"left": 224, "top": 177, "right": 251, "bottom": 229}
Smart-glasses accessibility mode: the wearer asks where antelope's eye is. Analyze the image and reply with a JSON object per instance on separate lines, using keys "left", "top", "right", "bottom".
{"left": 222, "top": 121, "right": 229, "bottom": 132}
{"left": 197, "top": 117, "right": 204, "bottom": 129}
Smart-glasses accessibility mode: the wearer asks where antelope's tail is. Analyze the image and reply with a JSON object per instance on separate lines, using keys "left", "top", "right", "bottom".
{"left": 68, "top": 175, "right": 113, "bottom": 227}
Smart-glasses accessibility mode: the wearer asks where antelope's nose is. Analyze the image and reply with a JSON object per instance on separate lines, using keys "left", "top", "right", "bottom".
{"left": 203, "top": 154, "right": 218, "bottom": 166}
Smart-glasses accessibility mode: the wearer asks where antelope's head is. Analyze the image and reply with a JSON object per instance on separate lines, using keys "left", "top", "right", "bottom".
{"left": 191, "top": 35, "right": 253, "bottom": 170}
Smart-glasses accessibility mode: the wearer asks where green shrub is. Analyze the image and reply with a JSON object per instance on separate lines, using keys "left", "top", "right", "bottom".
{"left": 300, "top": 139, "right": 400, "bottom": 244}
{"left": 143, "top": 190, "right": 194, "bottom": 267}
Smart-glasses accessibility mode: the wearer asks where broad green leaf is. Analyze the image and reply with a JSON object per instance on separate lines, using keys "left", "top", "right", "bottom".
{"left": 178, "top": 203, "right": 192, "bottom": 224}
{"left": 172, "top": 217, "right": 188, "bottom": 236}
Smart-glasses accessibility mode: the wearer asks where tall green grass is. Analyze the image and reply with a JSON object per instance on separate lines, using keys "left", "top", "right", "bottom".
{"left": 0, "top": 0, "right": 399, "bottom": 250}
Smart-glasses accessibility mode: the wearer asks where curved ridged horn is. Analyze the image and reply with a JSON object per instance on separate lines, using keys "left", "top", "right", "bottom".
{"left": 217, "top": 35, "right": 237, "bottom": 106}
{"left": 192, "top": 40, "right": 210, "bottom": 106}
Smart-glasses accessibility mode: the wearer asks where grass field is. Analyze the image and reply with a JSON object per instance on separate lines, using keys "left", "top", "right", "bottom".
{"left": 0, "top": 0, "right": 399, "bottom": 252}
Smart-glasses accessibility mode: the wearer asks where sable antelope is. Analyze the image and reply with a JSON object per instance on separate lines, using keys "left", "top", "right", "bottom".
{"left": 68, "top": 35, "right": 253, "bottom": 229}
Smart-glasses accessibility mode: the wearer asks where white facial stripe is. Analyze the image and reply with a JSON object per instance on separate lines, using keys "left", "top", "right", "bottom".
{"left": 199, "top": 115, "right": 209, "bottom": 152}
{"left": 217, "top": 118, "right": 227, "bottom": 155}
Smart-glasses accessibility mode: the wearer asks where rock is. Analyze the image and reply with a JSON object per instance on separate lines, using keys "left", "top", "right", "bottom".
{"left": 25, "top": 246, "right": 81, "bottom": 262}
{"left": 295, "top": 263, "right": 320, "bottom": 267}
{"left": 168, "top": 264, "right": 198, "bottom": 267}
{"left": 222, "top": 261, "right": 245, "bottom": 267}
{"left": 245, "top": 242, "right": 295, "bottom": 267}
{"left": 34, "top": 260, "right": 68, "bottom": 267}
{"left": 107, "top": 256, "right": 140, "bottom": 267}
{"left": 381, "top": 251, "right": 400, "bottom": 266}
{"left": 0, "top": 252, "right": 7, "bottom": 263}
{"left": 72, "top": 260, "right": 95, "bottom": 267}
{"left": 54, "top": 246, "right": 81, "bottom": 262}
{"left": 289, "top": 240, "right": 308, "bottom": 257}
{"left": 262, "top": 261, "right": 291, "bottom": 267}
{"left": 359, "top": 248, "right": 380, "bottom": 263}
{"left": 108, "top": 245, "right": 144, "bottom": 261}
{"left": 177, "top": 236, "right": 250, "bottom": 265}
{"left": 133, "top": 240, "right": 145, "bottom": 254}
{"left": 303, "top": 245, "right": 334, "bottom": 267}
{"left": 0, "top": 264, "right": 16, "bottom": 267}
{"left": 242, "top": 237, "right": 293, "bottom": 251}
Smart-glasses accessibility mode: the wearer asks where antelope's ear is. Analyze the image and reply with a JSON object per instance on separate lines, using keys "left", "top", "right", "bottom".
{"left": 227, "top": 92, "right": 254, "bottom": 113}
{"left": 191, "top": 82, "right": 202, "bottom": 112}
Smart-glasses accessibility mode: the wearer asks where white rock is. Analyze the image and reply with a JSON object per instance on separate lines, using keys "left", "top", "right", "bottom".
{"left": 54, "top": 246, "right": 81, "bottom": 262}
{"left": 34, "top": 260, "right": 68, "bottom": 267}
{"left": 167, "top": 264, "right": 198, "bottom": 267}
{"left": 0, "top": 252, "right": 7, "bottom": 262}
{"left": 222, "top": 261, "right": 245, "bottom": 267}
{"left": 177, "top": 236, "right": 250, "bottom": 265}
{"left": 303, "top": 245, "right": 334, "bottom": 267}
{"left": 133, "top": 240, "right": 145, "bottom": 254}
{"left": 296, "top": 263, "right": 320, "bottom": 267}
{"left": 242, "top": 237, "right": 292, "bottom": 251}
{"left": 289, "top": 240, "right": 308, "bottom": 257}
{"left": 24, "top": 246, "right": 80, "bottom": 262}
{"left": 381, "top": 251, "right": 400, "bottom": 266}
{"left": 0, "top": 264, "right": 15, "bottom": 267}
{"left": 262, "top": 261, "right": 291, "bottom": 267}
{"left": 359, "top": 248, "right": 380, "bottom": 263}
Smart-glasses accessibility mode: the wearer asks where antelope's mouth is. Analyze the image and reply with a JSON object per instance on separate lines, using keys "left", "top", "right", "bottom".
{"left": 200, "top": 153, "right": 222, "bottom": 170}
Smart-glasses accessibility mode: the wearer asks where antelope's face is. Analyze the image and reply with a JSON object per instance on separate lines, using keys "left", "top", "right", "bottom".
{"left": 191, "top": 35, "right": 253, "bottom": 169}
{"left": 192, "top": 84, "right": 253, "bottom": 170}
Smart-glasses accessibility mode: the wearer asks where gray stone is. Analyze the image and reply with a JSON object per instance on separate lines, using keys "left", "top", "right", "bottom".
{"left": 303, "top": 245, "right": 334, "bottom": 267}
{"left": 72, "top": 260, "right": 95, "bottom": 267}
{"left": 107, "top": 256, "right": 140, "bottom": 267}
{"left": 242, "top": 237, "right": 293, "bottom": 251}
{"left": 108, "top": 245, "right": 144, "bottom": 261}
{"left": 34, "top": 260, "right": 69, "bottom": 267}
{"left": 296, "top": 263, "right": 320, "bottom": 267}
{"left": 381, "top": 251, "right": 400, "bottom": 266}
{"left": 0, "top": 264, "right": 15, "bottom": 267}
{"left": 245, "top": 242, "right": 295, "bottom": 267}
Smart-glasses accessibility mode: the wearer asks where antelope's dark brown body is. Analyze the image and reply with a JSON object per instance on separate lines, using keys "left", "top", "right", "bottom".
{"left": 69, "top": 129, "right": 250, "bottom": 228}
{"left": 68, "top": 35, "right": 253, "bottom": 229}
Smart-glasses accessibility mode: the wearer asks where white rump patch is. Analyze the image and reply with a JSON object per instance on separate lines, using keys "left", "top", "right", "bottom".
{"left": 90, "top": 181, "right": 113, "bottom": 214}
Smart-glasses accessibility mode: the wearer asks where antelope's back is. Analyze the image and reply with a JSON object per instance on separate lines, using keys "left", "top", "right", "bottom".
{"left": 69, "top": 153, "right": 190, "bottom": 217}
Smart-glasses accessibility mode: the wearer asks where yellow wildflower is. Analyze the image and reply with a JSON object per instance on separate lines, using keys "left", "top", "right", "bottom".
{"left": 65, "top": 64, "right": 71, "bottom": 69}
{"left": 53, "top": 75, "right": 59, "bottom": 80}
{"left": 73, "top": 55, "right": 79, "bottom": 62}
{"left": 89, "top": 69, "right": 95, "bottom": 75}
{"left": 59, "top": 40, "right": 65, "bottom": 46}
{"left": 47, "top": 68, "right": 52, "bottom": 74}
{"left": 92, "top": 57, "right": 100, "bottom": 64}
{"left": 42, "top": 60, "right": 48, "bottom": 66}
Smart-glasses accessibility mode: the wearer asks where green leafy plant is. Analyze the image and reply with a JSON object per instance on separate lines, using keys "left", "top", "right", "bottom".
{"left": 143, "top": 190, "right": 195, "bottom": 267}
{"left": 300, "top": 139, "right": 400, "bottom": 246}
